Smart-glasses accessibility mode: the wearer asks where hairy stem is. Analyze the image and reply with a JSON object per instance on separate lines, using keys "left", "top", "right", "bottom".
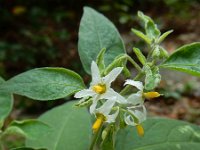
{"left": 126, "top": 55, "right": 142, "bottom": 72}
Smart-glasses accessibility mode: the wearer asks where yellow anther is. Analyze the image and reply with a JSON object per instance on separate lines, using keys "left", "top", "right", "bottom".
{"left": 12, "top": 6, "right": 26, "bottom": 15}
{"left": 92, "top": 84, "right": 106, "bottom": 94}
{"left": 92, "top": 114, "right": 106, "bottom": 133}
{"left": 136, "top": 124, "right": 144, "bottom": 137}
{"left": 143, "top": 92, "right": 160, "bottom": 99}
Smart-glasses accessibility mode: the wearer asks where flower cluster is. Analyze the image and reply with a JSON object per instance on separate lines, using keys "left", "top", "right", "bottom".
{"left": 75, "top": 61, "right": 160, "bottom": 136}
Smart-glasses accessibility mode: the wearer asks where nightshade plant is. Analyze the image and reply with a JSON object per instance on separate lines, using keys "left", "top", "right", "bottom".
{"left": 0, "top": 6, "right": 200, "bottom": 150}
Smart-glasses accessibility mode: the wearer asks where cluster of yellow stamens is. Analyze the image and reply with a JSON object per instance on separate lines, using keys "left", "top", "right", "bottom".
{"left": 92, "top": 113, "right": 106, "bottom": 133}
{"left": 92, "top": 84, "right": 106, "bottom": 94}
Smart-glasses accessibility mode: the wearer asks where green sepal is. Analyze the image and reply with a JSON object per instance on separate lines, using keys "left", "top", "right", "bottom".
{"left": 104, "top": 54, "right": 127, "bottom": 75}
{"left": 96, "top": 48, "right": 106, "bottom": 74}
{"left": 131, "top": 29, "right": 151, "bottom": 44}
{"left": 152, "top": 46, "right": 160, "bottom": 59}
{"left": 133, "top": 47, "right": 146, "bottom": 65}
{"left": 101, "top": 125, "right": 115, "bottom": 150}
{"left": 144, "top": 65, "right": 161, "bottom": 90}
{"left": 159, "top": 47, "right": 169, "bottom": 59}
{"left": 158, "top": 30, "right": 173, "bottom": 43}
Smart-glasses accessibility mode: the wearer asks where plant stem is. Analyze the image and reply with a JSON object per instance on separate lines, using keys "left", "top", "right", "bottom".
{"left": 120, "top": 72, "right": 144, "bottom": 95}
{"left": 126, "top": 56, "right": 142, "bottom": 72}
{"left": 89, "top": 124, "right": 102, "bottom": 150}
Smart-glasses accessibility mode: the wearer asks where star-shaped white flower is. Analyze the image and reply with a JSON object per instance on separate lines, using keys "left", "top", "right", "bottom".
{"left": 74, "top": 61, "right": 126, "bottom": 113}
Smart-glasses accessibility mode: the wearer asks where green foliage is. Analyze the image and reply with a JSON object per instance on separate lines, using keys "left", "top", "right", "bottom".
{"left": 96, "top": 48, "right": 106, "bottom": 73}
{"left": 78, "top": 7, "right": 126, "bottom": 74}
{"left": 133, "top": 47, "right": 146, "bottom": 65}
{"left": 3, "top": 120, "right": 50, "bottom": 140}
{"left": 0, "top": 77, "right": 13, "bottom": 124}
{"left": 0, "top": 68, "right": 85, "bottom": 100}
{"left": 160, "top": 43, "right": 200, "bottom": 76}
{"left": 116, "top": 118, "right": 200, "bottom": 150}
{"left": 144, "top": 65, "right": 161, "bottom": 91}
{"left": 12, "top": 148, "right": 46, "bottom": 150}
{"left": 26, "top": 101, "right": 91, "bottom": 150}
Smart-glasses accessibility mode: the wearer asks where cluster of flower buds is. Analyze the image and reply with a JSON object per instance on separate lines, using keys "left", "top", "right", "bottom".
{"left": 75, "top": 61, "right": 160, "bottom": 136}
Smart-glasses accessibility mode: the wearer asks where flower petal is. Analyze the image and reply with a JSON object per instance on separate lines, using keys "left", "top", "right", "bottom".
{"left": 103, "top": 67, "right": 123, "bottom": 85}
{"left": 96, "top": 100, "right": 115, "bottom": 115}
{"left": 128, "top": 105, "right": 147, "bottom": 124}
{"left": 124, "top": 79, "right": 143, "bottom": 91}
{"left": 127, "top": 91, "right": 144, "bottom": 105}
{"left": 91, "top": 61, "right": 101, "bottom": 84}
{"left": 74, "top": 89, "right": 95, "bottom": 98}
{"left": 89, "top": 96, "right": 99, "bottom": 114}
{"left": 102, "top": 89, "right": 127, "bottom": 104}
{"left": 124, "top": 115, "right": 136, "bottom": 126}
{"left": 106, "top": 107, "right": 119, "bottom": 123}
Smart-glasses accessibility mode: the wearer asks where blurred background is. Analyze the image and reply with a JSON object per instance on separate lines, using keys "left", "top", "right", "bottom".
{"left": 1, "top": 0, "right": 200, "bottom": 135}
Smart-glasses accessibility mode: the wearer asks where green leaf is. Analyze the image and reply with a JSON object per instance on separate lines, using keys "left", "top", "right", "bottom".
{"left": 131, "top": 29, "right": 151, "bottom": 44}
{"left": 26, "top": 101, "right": 92, "bottom": 150}
{"left": 0, "top": 68, "right": 85, "bottom": 100}
{"left": 78, "top": 7, "right": 126, "bottom": 74}
{"left": 160, "top": 43, "right": 200, "bottom": 76}
{"left": 4, "top": 120, "right": 50, "bottom": 140}
{"left": 0, "top": 77, "right": 13, "bottom": 124}
{"left": 116, "top": 118, "right": 200, "bottom": 150}
{"left": 146, "top": 20, "right": 160, "bottom": 39}
{"left": 133, "top": 47, "right": 146, "bottom": 65}
{"left": 137, "top": 11, "right": 160, "bottom": 40}
{"left": 11, "top": 148, "right": 46, "bottom": 150}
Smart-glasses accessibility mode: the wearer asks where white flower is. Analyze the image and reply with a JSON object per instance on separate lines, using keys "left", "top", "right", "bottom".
{"left": 95, "top": 100, "right": 119, "bottom": 123}
{"left": 124, "top": 105, "right": 146, "bottom": 126}
{"left": 92, "top": 100, "right": 119, "bottom": 132}
{"left": 124, "top": 79, "right": 144, "bottom": 105}
{"left": 74, "top": 61, "right": 126, "bottom": 113}
{"left": 124, "top": 79, "right": 160, "bottom": 105}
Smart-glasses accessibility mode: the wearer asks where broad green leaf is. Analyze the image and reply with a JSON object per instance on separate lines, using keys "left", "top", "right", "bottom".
{"left": 0, "top": 77, "right": 13, "bottom": 124}
{"left": 26, "top": 101, "right": 91, "bottom": 150}
{"left": 78, "top": 7, "right": 126, "bottom": 74}
{"left": 160, "top": 43, "right": 200, "bottom": 76}
{"left": 116, "top": 118, "right": 200, "bottom": 150}
{"left": 131, "top": 29, "right": 151, "bottom": 44}
{"left": 11, "top": 148, "right": 46, "bottom": 150}
{"left": 0, "top": 68, "right": 85, "bottom": 100}
{"left": 4, "top": 120, "right": 50, "bottom": 140}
